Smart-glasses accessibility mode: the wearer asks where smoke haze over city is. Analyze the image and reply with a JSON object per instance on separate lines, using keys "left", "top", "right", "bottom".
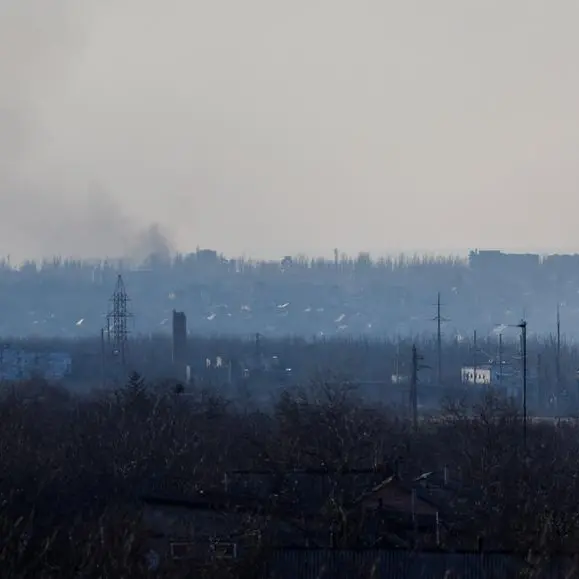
{"left": 2, "top": 0, "right": 579, "bottom": 262}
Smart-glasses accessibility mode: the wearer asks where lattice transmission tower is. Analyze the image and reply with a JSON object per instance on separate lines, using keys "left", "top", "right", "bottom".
{"left": 106, "top": 274, "right": 132, "bottom": 366}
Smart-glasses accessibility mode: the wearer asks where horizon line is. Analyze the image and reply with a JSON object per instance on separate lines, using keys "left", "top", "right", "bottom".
{"left": 3, "top": 246, "right": 579, "bottom": 267}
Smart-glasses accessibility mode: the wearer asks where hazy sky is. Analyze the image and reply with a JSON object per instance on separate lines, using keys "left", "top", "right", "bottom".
{"left": 2, "top": 0, "right": 579, "bottom": 262}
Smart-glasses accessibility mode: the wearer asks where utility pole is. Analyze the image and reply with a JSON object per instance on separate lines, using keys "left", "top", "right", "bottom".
{"left": 536, "top": 352, "right": 542, "bottom": 409}
{"left": 517, "top": 320, "right": 528, "bottom": 451}
{"left": 498, "top": 333, "right": 503, "bottom": 387}
{"left": 432, "top": 292, "right": 449, "bottom": 387}
{"left": 394, "top": 337, "right": 400, "bottom": 379}
{"left": 100, "top": 328, "right": 106, "bottom": 389}
{"left": 556, "top": 304, "right": 561, "bottom": 415}
{"left": 410, "top": 346, "right": 430, "bottom": 432}
{"left": 473, "top": 330, "right": 478, "bottom": 385}
{"left": 411, "top": 344, "right": 419, "bottom": 432}
{"left": 436, "top": 293, "right": 442, "bottom": 386}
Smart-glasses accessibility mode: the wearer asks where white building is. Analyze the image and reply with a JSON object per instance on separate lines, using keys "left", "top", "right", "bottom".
{"left": 461, "top": 366, "right": 492, "bottom": 385}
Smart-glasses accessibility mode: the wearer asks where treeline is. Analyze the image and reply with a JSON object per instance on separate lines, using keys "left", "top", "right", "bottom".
{"left": 1, "top": 375, "right": 579, "bottom": 577}
{"left": 0, "top": 249, "right": 465, "bottom": 274}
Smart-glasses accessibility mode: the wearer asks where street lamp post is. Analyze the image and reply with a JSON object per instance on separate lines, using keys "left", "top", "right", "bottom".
{"left": 517, "top": 320, "right": 527, "bottom": 451}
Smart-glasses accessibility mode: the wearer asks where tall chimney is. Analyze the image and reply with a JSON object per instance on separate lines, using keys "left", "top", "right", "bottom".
{"left": 172, "top": 310, "right": 188, "bottom": 381}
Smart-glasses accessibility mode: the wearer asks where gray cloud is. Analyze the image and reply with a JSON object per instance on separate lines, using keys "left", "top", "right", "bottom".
{"left": 2, "top": 0, "right": 579, "bottom": 262}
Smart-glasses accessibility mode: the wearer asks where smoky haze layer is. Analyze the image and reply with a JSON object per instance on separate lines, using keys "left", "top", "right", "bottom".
{"left": 2, "top": 0, "right": 579, "bottom": 262}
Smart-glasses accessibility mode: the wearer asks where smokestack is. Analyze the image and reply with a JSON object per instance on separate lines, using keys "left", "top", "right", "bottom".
{"left": 172, "top": 310, "right": 188, "bottom": 382}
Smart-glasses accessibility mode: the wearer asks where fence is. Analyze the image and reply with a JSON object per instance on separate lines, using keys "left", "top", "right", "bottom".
{"left": 264, "top": 549, "right": 579, "bottom": 579}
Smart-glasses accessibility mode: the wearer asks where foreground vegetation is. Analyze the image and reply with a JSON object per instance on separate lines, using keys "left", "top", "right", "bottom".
{"left": 2, "top": 374, "right": 579, "bottom": 577}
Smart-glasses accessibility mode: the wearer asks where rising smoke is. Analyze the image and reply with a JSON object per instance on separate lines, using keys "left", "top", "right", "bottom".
{"left": 0, "top": 0, "right": 175, "bottom": 263}
{"left": 3, "top": 1, "right": 579, "bottom": 262}
{"left": 129, "top": 224, "right": 174, "bottom": 265}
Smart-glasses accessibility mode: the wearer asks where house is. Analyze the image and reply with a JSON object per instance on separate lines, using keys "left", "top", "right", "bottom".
{"left": 351, "top": 475, "right": 446, "bottom": 549}
{"left": 142, "top": 492, "right": 263, "bottom": 570}
{"left": 408, "top": 468, "right": 488, "bottom": 551}
{"left": 224, "top": 468, "right": 457, "bottom": 549}
{"left": 139, "top": 468, "right": 469, "bottom": 571}
{"left": 139, "top": 476, "right": 315, "bottom": 571}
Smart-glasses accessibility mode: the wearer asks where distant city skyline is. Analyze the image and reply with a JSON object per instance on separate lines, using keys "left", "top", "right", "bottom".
{"left": 8, "top": 244, "right": 579, "bottom": 266}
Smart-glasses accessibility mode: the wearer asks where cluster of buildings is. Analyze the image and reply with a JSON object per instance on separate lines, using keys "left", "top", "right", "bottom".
{"left": 0, "top": 346, "right": 72, "bottom": 382}
{"left": 7, "top": 246, "right": 579, "bottom": 339}
{"left": 170, "top": 309, "right": 293, "bottom": 394}
{"left": 468, "top": 249, "right": 579, "bottom": 271}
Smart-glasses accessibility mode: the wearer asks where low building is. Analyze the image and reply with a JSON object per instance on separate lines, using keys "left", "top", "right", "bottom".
{"left": 461, "top": 366, "right": 492, "bottom": 385}
{"left": 469, "top": 250, "right": 540, "bottom": 276}
{"left": 139, "top": 466, "right": 465, "bottom": 573}
{"left": 139, "top": 476, "right": 312, "bottom": 571}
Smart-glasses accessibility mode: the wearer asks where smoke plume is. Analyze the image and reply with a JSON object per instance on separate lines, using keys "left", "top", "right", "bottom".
{"left": 0, "top": 1, "right": 173, "bottom": 263}
{"left": 3, "top": 0, "right": 579, "bottom": 262}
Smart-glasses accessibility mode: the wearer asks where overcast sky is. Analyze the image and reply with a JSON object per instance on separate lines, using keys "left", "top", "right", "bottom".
{"left": 1, "top": 0, "right": 579, "bottom": 262}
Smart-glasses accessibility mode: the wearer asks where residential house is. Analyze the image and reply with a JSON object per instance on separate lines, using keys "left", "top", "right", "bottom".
{"left": 139, "top": 468, "right": 469, "bottom": 572}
